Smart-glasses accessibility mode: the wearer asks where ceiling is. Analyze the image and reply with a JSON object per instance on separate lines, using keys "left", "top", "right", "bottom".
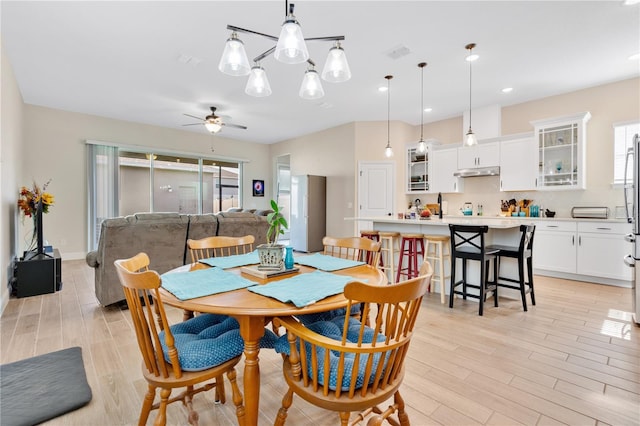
{"left": 2, "top": 1, "right": 639, "bottom": 144}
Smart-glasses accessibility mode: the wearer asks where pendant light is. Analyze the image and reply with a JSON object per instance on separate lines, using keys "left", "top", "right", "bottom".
{"left": 321, "top": 41, "right": 351, "bottom": 83}
{"left": 274, "top": 3, "right": 309, "bottom": 64}
{"left": 417, "top": 62, "right": 428, "bottom": 153}
{"left": 245, "top": 63, "right": 272, "bottom": 97}
{"left": 218, "top": 32, "right": 251, "bottom": 76}
{"left": 464, "top": 43, "right": 479, "bottom": 147}
{"left": 384, "top": 75, "right": 394, "bottom": 158}
{"left": 299, "top": 63, "right": 325, "bottom": 99}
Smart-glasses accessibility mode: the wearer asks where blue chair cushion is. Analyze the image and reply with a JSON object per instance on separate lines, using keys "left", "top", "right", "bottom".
{"left": 275, "top": 315, "right": 389, "bottom": 391}
{"left": 160, "top": 313, "right": 278, "bottom": 371}
{"left": 296, "top": 305, "right": 361, "bottom": 326}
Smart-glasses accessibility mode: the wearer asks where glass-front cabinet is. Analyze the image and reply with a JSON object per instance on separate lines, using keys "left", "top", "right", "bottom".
{"left": 406, "top": 141, "right": 438, "bottom": 193}
{"left": 532, "top": 112, "right": 591, "bottom": 190}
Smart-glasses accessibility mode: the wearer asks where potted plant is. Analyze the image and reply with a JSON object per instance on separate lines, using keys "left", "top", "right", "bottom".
{"left": 257, "top": 199, "right": 289, "bottom": 270}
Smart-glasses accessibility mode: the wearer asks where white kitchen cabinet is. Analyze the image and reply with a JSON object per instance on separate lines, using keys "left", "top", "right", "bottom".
{"left": 533, "top": 221, "right": 577, "bottom": 273}
{"left": 500, "top": 136, "right": 537, "bottom": 191}
{"left": 576, "top": 222, "right": 632, "bottom": 281}
{"left": 457, "top": 141, "right": 500, "bottom": 169}
{"left": 405, "top": 142, "right": 438, "bottom": 193}
{"left": 431, "top": 146, "right": 464, "bottom": 193}
{"left": 531, "top": 111, "right": 591, "bottom": 190}
{"left": 533, "top": 220, "right": 633, "bottom": 285}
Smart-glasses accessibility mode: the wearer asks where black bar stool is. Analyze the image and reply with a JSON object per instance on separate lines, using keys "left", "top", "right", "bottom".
{"left": 487, "top": 224, "right": 536, "bottom": 311}
{"left": 448, "top": 224, "right": 498, "bottom": 316}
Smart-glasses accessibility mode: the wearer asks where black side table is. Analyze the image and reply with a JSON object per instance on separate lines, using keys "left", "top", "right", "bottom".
{"left": 14, "top": 249, "right": 62, "bottom": 298}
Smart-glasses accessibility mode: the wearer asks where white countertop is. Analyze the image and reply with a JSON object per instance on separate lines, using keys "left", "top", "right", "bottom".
{"left": 347, "top": 215, "right": 629, "bottom": 228}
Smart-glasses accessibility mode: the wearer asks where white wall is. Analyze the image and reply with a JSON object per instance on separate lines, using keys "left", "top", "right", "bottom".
{"left": 21, "top": 105, "right": 272, "bottom": 260}
{"left": 1, "top": 40, "right": 24, "bottom": 312}
{"left": 270, "top": 123, "right": 357, "bottom": 238}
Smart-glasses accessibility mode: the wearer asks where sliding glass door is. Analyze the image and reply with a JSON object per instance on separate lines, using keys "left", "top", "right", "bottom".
{"left": 87, "top": 142, "right": 242, "bottom": 251}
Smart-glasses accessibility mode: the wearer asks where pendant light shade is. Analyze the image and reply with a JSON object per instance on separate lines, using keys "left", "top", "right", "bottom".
{"left": 274, "top": 7, "right": 309, "bottom": 64}
{"left": 384, "top": 75, "right": 394, "bottom": 158}
{"left": 245, "top": 64, "right": 272, "bottom": 97}
{"left": 321, "top": 42, "right": 351, "bottom": 83}
{"left": 416, "top": 62, "right": 428, "bottom": 153}
{"left": 299, "top": 66, "right": 324, "bottom": 99}
{"left": 464, "top": 43, "right": 478, "bottom": 147}
{"left": 218, "top": 32, "right": 251, "bottom": 76}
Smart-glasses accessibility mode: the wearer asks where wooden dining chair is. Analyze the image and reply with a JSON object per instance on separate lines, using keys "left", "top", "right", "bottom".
{"left": 183, "top": 235, "right": 255, "bottom": 320}
{"left": 273, "top": 271, "right": 432, "bottom": 426}
{"left": 114, "top": 252, "right": 246, "bottom": 426}
{"left": 187, "top": 235, "right": 255, "bottom": 263}
{"left": 322, "top": 236, "right": 381, "bottom": 268}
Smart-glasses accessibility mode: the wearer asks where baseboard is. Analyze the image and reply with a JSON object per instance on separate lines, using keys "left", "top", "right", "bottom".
{"left": 534, "top": 269, "right": 632, "bottom": 288}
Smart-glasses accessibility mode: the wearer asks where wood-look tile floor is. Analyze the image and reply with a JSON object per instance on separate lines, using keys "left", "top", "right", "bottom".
{"left": 1, "top": 259, "right": 638, "bottom": 425}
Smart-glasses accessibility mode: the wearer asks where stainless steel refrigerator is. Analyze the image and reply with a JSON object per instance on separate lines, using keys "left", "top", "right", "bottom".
{"left": 290, "top": 175, "right": 326, "bottom": 252}
{"left": 623, "top": 133, "right": 640, "bottom": 325}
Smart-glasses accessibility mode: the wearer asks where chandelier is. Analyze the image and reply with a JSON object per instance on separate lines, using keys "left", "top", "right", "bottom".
{"left": 218, "top": 1, "right": 351, "bottom": 99}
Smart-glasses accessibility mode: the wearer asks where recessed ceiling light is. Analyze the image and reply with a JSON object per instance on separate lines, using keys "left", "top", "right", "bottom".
{"left": 623, "top": 0, "right": 640, "bottom": 5}
{"left": 378, "top": 86, "right": 388, "bottom": 92}
{"left": 424, "top": 107, "right": 433, "bottom": 113}
{"left": 465, "top": 54, "right": 479, "bottom": 62}
{"left": 628, "top": 53, "right": 640, "bottom": 60}
{"left": 501, "top": 87, "right": 514, "bottom": 93}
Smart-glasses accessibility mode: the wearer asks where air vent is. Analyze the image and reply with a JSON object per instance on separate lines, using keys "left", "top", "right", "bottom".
{"left": 385, "top": 44, "right": 412, "bottom": 60}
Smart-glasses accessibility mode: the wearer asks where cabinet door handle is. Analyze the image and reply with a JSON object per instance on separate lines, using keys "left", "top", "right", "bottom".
{"left": 579, "top": 236, "right": 581, "bottom": 245}
{"left": 547, "top": 225, "right": 559, "bottom": 228}
{"left": 500, "top": 180, "right": 503, "bottom": 190}
{"left": 596, "top": 227, "right": 611, "bottom": 231}
{"left": 535, "top": 178, "right": 538, "bottom": 187}
{"left": 454, "top": 182, "right": 457, "bottom": 191}
{"left": 572, "top": 235, "right": 575, "bottom": 245}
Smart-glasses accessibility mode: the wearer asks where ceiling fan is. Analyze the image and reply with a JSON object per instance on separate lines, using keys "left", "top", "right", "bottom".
{"left": 183, "top": 106, "right": 248, "bottom": 133}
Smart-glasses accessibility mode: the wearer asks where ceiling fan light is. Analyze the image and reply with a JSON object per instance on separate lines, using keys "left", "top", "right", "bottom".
{"left": 274, "top": 17, "right": 309, "bottom": 64}
{"left": 204, "top": 120, "right": 222, "bottom": 133}
{"left": 245, "top": 65, "right": 272, "bottom": 97}
{"left": 321, "top": 43, "right": 351, "bottom": 83}
{"left": 299, "top": 68, "right": 325, "bottom": 99}
{"left": 219, "top": 32, "right": 251, "bottom": 76}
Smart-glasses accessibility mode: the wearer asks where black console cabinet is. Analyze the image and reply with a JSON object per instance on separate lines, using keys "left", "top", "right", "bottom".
{"left": 14, "top": 249, "right": 62, "bottom": 298}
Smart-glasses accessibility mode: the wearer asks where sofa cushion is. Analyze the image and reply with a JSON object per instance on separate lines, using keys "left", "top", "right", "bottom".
{"left": 218, "top": 211, "right": 256, "bottom": 218}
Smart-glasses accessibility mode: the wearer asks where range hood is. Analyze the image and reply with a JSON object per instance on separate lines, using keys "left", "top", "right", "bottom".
{"left": 453, "top": 166, "right": 500, "bottom": 178}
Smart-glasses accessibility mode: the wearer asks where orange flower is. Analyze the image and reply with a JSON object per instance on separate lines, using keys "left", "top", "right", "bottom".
{"left": 18, "top": 179, "right": 54, "bottom": 218}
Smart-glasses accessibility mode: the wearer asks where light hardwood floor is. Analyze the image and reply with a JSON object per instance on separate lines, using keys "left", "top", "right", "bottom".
{"left": 1, "top": 259, "right": 639, "bottom": 425}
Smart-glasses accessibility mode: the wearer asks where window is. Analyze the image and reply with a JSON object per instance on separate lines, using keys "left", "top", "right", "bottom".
{"left": 87, "top": 142, "right": 243, "bottom": 250}
{"left": 614, "top": 122, "right": 640, "bottom": 185}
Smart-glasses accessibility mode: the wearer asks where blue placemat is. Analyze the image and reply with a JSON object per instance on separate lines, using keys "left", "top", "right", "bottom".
{"left": 198, "top": 250, "right": 260, "bottom": 269}
{"left": 294, "top": 253, "right": 365, "bottom": 271}
{"left": 161, "top": 267, "right": 255, "bottom": 300}
{"left": 248, "top": 270, "right": 361, "bottom": 308}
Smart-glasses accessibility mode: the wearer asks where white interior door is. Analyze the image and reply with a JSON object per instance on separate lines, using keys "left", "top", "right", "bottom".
{"left": 357, "top": 161, "right": 394, "bottom": 235}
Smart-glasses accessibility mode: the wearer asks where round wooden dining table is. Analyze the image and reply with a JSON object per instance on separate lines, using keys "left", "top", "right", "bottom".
{"left": 159, "top": 262, "right": 387, "bottom": 426}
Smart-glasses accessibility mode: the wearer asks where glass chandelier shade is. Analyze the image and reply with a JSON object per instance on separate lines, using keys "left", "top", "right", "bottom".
{"left": 299, "top": 67, "right": 325, "bottom": 99}
{"left": 464, "top": 43, "right": 478, "bottom": 147}
{"left": 218, "top": 32, "right": 251, "bottom": 76}
{"left": 321, "top": 42, "right": 351, "bottom": 83}
{"left": 245, "top": 64, "right": 272, "bottom": 97}
{"left": 274, "top": 17, "right": 309, "bottom": 64}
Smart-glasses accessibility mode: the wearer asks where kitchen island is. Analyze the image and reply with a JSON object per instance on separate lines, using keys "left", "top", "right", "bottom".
{"left": 349, "top": 215, "right": 632, "bottom": 289}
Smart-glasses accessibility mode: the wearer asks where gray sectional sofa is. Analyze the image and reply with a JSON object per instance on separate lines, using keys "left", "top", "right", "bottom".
{"left": 86, "top": 210, "right": 271, "bottom": 306}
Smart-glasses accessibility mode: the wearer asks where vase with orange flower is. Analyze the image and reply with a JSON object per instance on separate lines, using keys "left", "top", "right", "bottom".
{"left": 18, "top": 179, "right": 54, "bottom": 256}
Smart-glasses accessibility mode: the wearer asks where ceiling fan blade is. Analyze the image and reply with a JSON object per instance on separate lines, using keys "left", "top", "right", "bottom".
{"left": 223, "top": 123, "right": 248, "bottom": 130}
{"left": 182, "top": 123, "right": 204, "bottom": 127}
{"left": 183, "top": 113, "right": 204, "bottom": 121}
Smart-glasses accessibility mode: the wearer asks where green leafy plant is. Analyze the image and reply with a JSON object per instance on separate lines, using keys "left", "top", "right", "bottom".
{"left": 266, "top": 199, "right": 288, "bottom": 246}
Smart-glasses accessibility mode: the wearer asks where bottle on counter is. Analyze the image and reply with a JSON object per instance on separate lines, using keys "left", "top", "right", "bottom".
{"left": 478, "top": 204, "right": 483, "bottom": 216}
